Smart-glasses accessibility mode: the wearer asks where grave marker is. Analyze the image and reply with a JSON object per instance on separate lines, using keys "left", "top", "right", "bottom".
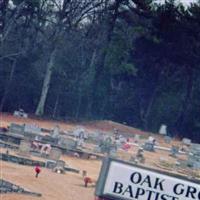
{"left": 134, "top": 135, "right": 140, "bottom": 143}
{"left": 159, "top": 124, "right": 167, "bottom": 135}
{"left": 53, "top": 160, "right": 66, "bottom": 174}
{"left": 49, "top": 147, "right": 62, "bottom": 161}
{"left": 18, "top": 140, "right": 31, "bottom": 157}
{"left": 24, "top": 124, "right": 41, "bottom": 135}
{"left": 170, "top": 145, "right": 179, "bottom": 158}
{"left": 188, "top": 144, "right": 200, "bottom": 169}
{"left": 182, "top": 138, "right": 191, "bottom": 146}
{"left": 164, "top": 136, "right": 172, "bottom": 144}
{"left": 9, "top": 123, "right": 24, "bottom": 135}
{"left": 52, "top": 125, "right": 60, "bottom": 138}
{"left": 143, "top": 141, "right": 155, "bottom": 152}
{"left": 45, "top": 160, "right": 56, "bottom": 169}
{"left": 99, "top": 137, "right": 117, "bottom": 155}
{"left": 58, "top": 137, "right": 77, "bottom": 149}
{"left": 13, "top": 109, "right": 28, "bottom": 118}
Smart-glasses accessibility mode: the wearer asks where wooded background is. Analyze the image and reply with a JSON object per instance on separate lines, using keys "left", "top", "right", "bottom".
{"left": 1, "top": 0, "right": 200, "bottom": 141}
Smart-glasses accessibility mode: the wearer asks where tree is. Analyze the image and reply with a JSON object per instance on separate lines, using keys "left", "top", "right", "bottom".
{"left": 35, "top": 0, "right": 107, "bottom": 116}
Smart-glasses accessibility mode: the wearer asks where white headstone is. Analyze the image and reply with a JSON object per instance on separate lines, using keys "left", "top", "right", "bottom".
{"left": 24, "top": 124, "right": 41, "bottom": 135}
{"left": 182, "top": 138, "right": 191, "bottom": 146}
{"left": 159, "top": 124, "right": 167, "bottom": 135}
{"left": 52, "top": 125, "right": 60, "bottom": 138}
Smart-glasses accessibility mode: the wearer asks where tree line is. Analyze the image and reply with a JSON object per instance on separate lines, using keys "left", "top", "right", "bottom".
{"left": 0, "top": 0, "right": 200, "bottom": 141}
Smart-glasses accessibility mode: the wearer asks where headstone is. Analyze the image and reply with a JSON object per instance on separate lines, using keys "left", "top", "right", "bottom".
{"left": 113, "top": 129, "right": 119, "bottom": 140}
{"left": 119, "top": 135, "right": 126, "bottom": 144}
{"left": 136, "top": 148, "right": 145, "bottom": 163}
{"left": 148, "top": 136, "right": 156, "bottom": 143}
{"left": 41, "top": 135, "right": 58, "bottom": 144}
{"left": 9, "top": 123, "right": 24, "bottom": 134}
{"left": 24, "top": 124, "right": 41, "bottom": 135}
{"left": 182, "top": 138, "right": 191, "bottom": 146}
{"left": 40, "top": 144, "right": 51, "bottom": 156}
{"left": 170, "top": 145, "right": 179, "bottom": 157}
{"left": 110, "top": 148, "right": 117, "bottom": 157}
{"left": 93, "top": 146, "right": 101, "bottom": 153}
{"left": 58, "top": 137, "right": 77, "bottom": 149}
{"left": 53, "top": 160, "right": 66, "bottom": 174}
{"left": 49, "top": 147, "right": 62, "bottom": 161}
{"left": 134, "top": 135, "right": 140, "bottom": 143}
{"left": 82, "top": 170, "right": 87, "bottom": 177}
{"left": 18, "top": 140, "right": 31, "bottom": 156}
{"left": 164, "top": 136, "right": 172, "bottom": 144}
{"left": 52, "top": 125, "right": 60, "bottom": 138}
{"left": 13, "top": 109, "right": 28, "bottom": 118}
{"left": 73, "top": 127, "right": 85, "bottom": 138}
{"left": 87, "top": 132, "right": 99, "bottom": 144}
{"left": 77, "top": 137, "right": 85, "bottom": 147}
{"left": 35, "top": 135, "right": 42, "bottom": 141}
{"left": 99, "top": 137, "right": 114, "bottom": 154}
{"left": 56, "top": 160, "right": 65, "bottom": 168}
{"left": 159, "top": 124, "right": 167, "bottom": 135}
{"left": 45, "top": 160, "right": 56, "bottom": 169}
{"left": 187, "top": 144, "right": 200, "bottom": 169}
{"left": 143, "top": 141, "right": 155, "bottom": 152}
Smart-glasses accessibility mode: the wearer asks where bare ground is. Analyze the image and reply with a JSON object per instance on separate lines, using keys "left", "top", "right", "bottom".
{"left": 0, "top": 112, "right": 193, "bottom": 200}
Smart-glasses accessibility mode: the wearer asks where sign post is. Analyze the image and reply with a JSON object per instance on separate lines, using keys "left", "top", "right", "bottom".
{"left": 95, "top": 157, "right": 200, "bottom": 200}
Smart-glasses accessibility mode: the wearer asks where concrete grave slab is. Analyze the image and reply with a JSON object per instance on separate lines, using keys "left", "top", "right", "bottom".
{"left": 182, "top": 138, "right": 191, "bottom": 146}
{"left": 188, "top": 143, "right": 200, "bottom": 169}
{"left": 9, "top": 123, "right": 24, "bottom": 135}
{"left": 18, "top": 139, "right": 31, "bottom": 157}
{"left": 164, "top": 136, "right": 172, "bottom": 144}
{"left": 49, "top": 147, "right": 62, "bottom": 161}
{"left": 143, "top": 141, "right": 155, "bottom": 152}
{"left": 45, "top": 160, "right": 57, "bottom": 169}
{"left": 24, "top": 124, "right": 41, "bottom": 135}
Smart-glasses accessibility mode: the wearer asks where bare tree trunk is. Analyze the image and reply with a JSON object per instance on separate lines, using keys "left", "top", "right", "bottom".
{"left": 0, "top": 59, "right": 17, "bottom": 111}
{"left": 52, "top": 90, "right": 60, "bottom": 118}
{"left": 89, "top": 1, "right": 122, "bottom": 116}
{"left": 35, "top": 48, "right": 57, "bottom": 116}
{"left": 86, "top": 49, "right": 97, "bottom": 118}
{"left": 142, "top": 87, "right": 159, "bottom": 130}
{"left": 75, "top": 88, "right": 82, "bottom": 119}
{"left": 175, "top": 68, "right": 194, "bottom": 130}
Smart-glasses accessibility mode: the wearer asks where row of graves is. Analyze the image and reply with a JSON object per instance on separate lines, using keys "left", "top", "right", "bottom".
{"left": 95, "top": 125, "right": 200, "bottom": 200}
{"left": 2, "top": 123, "right": 102, "bottom": 158}
{"left": 2, "top": 122, "right": 200, "bottom": 171}
{"left": 134, "top": 135, "right": 200, "bottom": 180}
{"left": 0, "top": 123, "right": 101, "bottom": 176}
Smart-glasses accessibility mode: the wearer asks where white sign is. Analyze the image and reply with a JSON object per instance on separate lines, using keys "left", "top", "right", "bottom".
{"left": 103, "top": 161, "right": 200, "bottom": 200}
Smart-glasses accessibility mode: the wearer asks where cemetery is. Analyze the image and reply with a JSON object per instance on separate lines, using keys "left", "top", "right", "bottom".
{"left": 0, "top": 113, "right": 200, "bottom": 200}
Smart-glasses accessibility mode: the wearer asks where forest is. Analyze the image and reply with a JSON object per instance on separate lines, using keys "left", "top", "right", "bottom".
{"left": 0, "top": 0, "right": 200, "bottom": 141}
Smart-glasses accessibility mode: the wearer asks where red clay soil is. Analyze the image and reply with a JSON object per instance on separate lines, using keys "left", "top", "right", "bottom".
{"left": 1, "top": 160, "right": 97, "bottom": 200}
{"left": 0, "top": 112, "right": 75, "bottom": 132}
{"left": 0, "top": 112, "right": 150, "bottom": 136}
{"left": 0, "top": 113, "right": 194, "bottom": 200}
{"left": 81, "top": 120, "right": 150, "bottom": 136}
